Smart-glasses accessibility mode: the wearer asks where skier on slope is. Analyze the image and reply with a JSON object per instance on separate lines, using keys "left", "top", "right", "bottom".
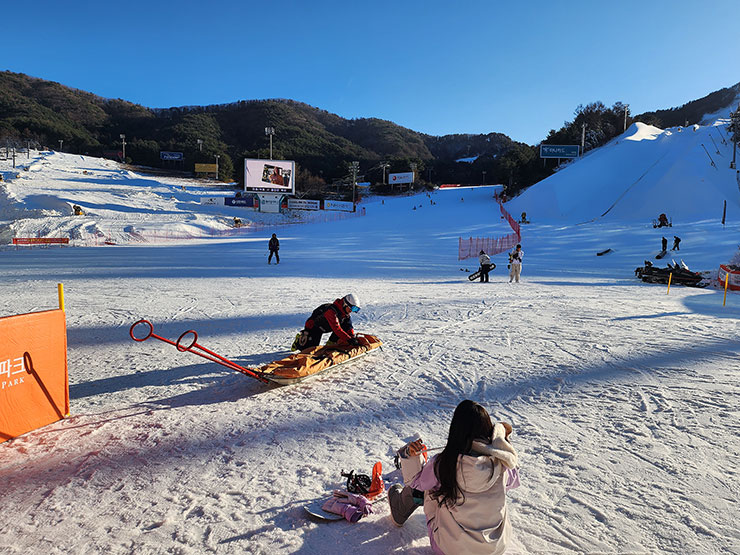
{"left": 268, "top": 233, "right": 280, "bottom": 264}
{"left": 291, "top": 294, "right": 361, "bottom": 351}
{"left": 389, "top": 400, "right": 520, "bottom": 555}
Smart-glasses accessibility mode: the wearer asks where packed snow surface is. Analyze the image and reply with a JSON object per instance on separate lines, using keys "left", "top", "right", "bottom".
{"left": 1, "top": 130, "right": 739, "bottom": 554}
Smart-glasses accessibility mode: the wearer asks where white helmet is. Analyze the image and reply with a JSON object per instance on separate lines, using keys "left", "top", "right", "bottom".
{"left": 343, "top": 293, "right": 360, "bottom": 311}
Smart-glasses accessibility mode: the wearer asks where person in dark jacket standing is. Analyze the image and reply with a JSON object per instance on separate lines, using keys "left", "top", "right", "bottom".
{"left": 672, "top": 236, "right": 681, "bottom": 251}
{"left": 291, "top": 294, "right": 361, "bottom": 351}
{"left": 268, "top": 233, "right": 280, "bottom": 264}
{"left": 661, "top": 236, "right": 668, "bottom": 252}
{"left": 478, "top": 250, "right": 492, "bottom": 283}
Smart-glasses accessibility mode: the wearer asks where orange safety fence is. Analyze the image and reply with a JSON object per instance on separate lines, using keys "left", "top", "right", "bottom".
{"left": 0, "top": 309, "right": 69, "bottom": 443}
{"left": 13, "top": 237, "right": 69, "bottom": 245}
{"left": 458, "top": 199, "right": 521, "bottom": 260}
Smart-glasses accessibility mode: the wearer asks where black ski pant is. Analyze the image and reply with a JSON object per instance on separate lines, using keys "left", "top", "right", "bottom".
{"left": 268, "top": 249, "right": 279, "bottom": 263}
{"left": 479, "top": 264, "right": 491, "bottom": 282}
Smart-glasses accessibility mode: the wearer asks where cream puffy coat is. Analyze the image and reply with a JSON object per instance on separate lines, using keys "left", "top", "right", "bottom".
{"left": 400, "top": 423, "right": 518, "bottom": 555}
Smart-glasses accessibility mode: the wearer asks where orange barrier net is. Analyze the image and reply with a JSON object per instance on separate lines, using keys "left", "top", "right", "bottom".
{"left": 1, "top": 309, "right": 69, "bottom": 443}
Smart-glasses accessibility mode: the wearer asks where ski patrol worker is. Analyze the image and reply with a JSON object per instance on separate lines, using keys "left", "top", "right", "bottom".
{"left": 292, "top": 294, "right": 361, "bottom": 351}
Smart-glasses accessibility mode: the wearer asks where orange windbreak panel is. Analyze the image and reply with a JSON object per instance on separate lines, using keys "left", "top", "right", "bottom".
{"left": 0, "top": 309, "right": 69, "bottom": 443}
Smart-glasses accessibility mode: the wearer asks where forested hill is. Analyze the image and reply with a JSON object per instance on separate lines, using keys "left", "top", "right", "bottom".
{"left": 1, "top": 70, "right": 737, "bottom": 194}
{"left": 634, "top": 82, "right": 740, "bottom": 128}
{"left": 0, "top": 71, "right": 515, "bottom": 185}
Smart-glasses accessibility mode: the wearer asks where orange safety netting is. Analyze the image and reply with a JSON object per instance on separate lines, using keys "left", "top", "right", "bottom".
{"left": 458, "top": 200, "right": 522, "bottom": 260}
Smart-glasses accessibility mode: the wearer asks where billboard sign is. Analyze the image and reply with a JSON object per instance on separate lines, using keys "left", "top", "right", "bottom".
{"left": 225, "top": 197, "right": 255, "bottom": 207}
{"left": 244, "top": 159, "right": 296, "bottom": 194}
{"left": 540, "top": 145, "right": 580, "bottom": 158}
{"left": 160, "top": 151, "right": 184, "bottom": 161}
{"left": 389, "top": 172, "right": 414, "bottom": 184}
{"left": 287, "top": 198, "right": 320, "bottom": 211}
{"left": 195, "top": 163, "right": 218, "bottom": 173}
{"left": 200, "top": 197, "right": 222, "bottom": 205}
{"left": 324, "top": 200, "right": 355, "bottom": 212}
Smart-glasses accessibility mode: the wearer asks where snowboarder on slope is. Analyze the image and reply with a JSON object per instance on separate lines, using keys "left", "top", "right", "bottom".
{"left": 672, "top": 236, "right": 681, "bottom": 251}
{"left": 509, "top": 244, "right": 523, "bottom": 283}
{"left": 661, "top": 236, "right": 668, "bottom": 252}
{"left": 268, "top": 233, "right": 280, "bottom": 264}
{"left": 292, "top": 294, "right": 360, "bottom": 351}
{"left": 389, "top": 400, "right": 520, "bottom": 555}
{"left": 478, "top": 250, "right": 492, "bottom": 283}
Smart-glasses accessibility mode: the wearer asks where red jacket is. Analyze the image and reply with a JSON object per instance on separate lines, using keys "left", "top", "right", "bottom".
{"left": 305, "top": 299, "right": 354, "bottom": 342}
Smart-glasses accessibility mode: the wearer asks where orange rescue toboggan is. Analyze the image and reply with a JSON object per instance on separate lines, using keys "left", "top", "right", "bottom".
{"left": 129, "top": 319, "right": 382, "bottom": 385}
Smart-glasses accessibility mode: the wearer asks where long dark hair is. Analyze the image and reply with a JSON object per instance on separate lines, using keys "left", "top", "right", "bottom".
{"left": 431, "top": 400, "right": 494, "bottom": 507}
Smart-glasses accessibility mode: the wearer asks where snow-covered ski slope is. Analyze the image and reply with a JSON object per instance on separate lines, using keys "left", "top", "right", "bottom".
{"left": 0, "top": 117, "right": 739, "bottom": 554}
{"left": 507, "top": 121, "right": 740, "bottom": 223}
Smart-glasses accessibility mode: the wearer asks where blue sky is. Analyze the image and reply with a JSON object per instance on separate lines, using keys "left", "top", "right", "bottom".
{"left": 2, "top": 0, "right": 739, "bottom": 145}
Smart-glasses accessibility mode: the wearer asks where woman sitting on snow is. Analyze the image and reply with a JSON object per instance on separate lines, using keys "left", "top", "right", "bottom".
{"left": 389, "top": 400, "right": 520, "bottom": 555}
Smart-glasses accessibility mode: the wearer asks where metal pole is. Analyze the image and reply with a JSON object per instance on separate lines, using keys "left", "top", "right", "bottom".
{"left": 215, "top": 155, "right": 219, "bottom": 180}
{"left": 581, "top": 123, "right": 586, "bottom": 156}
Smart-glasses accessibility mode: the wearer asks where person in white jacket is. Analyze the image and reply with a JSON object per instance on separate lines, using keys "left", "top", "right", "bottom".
{"left": 508, "top": 244, "right": 523, "bottom": 283}
{"left": 389, "top": 400, "right": 520, "bottom": 555}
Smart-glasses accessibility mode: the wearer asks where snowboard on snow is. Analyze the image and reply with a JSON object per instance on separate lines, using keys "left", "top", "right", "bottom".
{"left": 655, "top": 249, "right": 668, "bottom": 260}
{"left": 303, "top": 464, "right": 402, "bottom": 523}
{"left": 468, "top": 262, "right": 497, "bottom": 281}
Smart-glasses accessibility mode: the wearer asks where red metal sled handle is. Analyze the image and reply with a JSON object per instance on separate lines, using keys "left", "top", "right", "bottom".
{"left": 129, "top": 319, "right": 269, "bottom": 383}
{"left": 175, "top": 329, "right": 267, "bottom": 382}
{"left": 130, "top": 319, "right": 177, "bottom": 346}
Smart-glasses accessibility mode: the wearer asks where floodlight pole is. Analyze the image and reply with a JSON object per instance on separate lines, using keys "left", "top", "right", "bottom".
{"left": 581, "top": 123, "right": 586, "bottom": 156}
{"left": 482, "top": 170, "right": 486, "bottom": 185}
{"left": 197, "top": 139, "right": 203, "bottom": 152}
{"left": 730, "top": 107, "right": 739, "bottom": 170}
{"left": 215, "top": 155, "right": 220, "bottom": 180}
{"left": 381, "top": 161, "right": 390, "bottom": 184}
{"left": 265, "top": 127, "right": 275, "bottom": 160}
{"left": 58, "top": 139, "right": 63, "bottom": 151}
{"left": 120, "top": 134, "right": 126, "bottom": 163}
{"left": 350, "top": 161, "right": 359, "bottom": 205}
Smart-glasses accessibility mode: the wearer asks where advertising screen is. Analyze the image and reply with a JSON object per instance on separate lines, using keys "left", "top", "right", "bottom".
{"left": 244, "top": 159, "right": 296, "bottom": 194}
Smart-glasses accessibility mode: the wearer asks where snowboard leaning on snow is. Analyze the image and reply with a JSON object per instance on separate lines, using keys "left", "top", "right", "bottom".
{"left": 655, "top": 249, "right": 668, "bottom": 260}
{"left": 303, "top": 465, "right": 403, "bottom": 522}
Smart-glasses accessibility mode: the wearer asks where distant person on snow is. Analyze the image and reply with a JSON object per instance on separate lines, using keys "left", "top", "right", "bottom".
{"left": 268, "top": 233, "right": 280, "bottom": 264}
{"left": 672, "top": 236, "right": 681, "bottom": 251}
{"left": 389, "top": 399, "right": 520, "bottom": 555}
{"left": 509, "top": 244, "right": 523, "bottom": 283}
{"left": 478, "top": 250, "right": 492, "bottom": 283}
{"left": 661, "top": 236, "right": 668, "bottom": 252}
{"left": 292, "top": 294, "right": 361, "bottom": 351}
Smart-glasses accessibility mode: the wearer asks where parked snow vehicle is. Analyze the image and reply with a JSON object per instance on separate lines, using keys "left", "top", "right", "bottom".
{"left": 634, "top": 260, "right": 706, "bottom": 287}
{"left": 129, "top": 319, "right": 382, "bottom": 385}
